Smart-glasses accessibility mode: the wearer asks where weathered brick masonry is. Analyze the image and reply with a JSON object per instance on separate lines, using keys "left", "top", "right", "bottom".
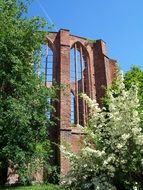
{"left": 46, "top": 29, "right": 117, "bottom": 175}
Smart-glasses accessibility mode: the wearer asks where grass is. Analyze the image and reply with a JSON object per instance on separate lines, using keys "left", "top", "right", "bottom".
{"left": 0, "top": 184, "right": 64, "bottom": 190}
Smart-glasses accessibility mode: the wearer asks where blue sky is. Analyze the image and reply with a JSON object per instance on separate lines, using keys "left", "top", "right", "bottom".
{"left": 28, "top": 0, "right": 143, "bottom": 72}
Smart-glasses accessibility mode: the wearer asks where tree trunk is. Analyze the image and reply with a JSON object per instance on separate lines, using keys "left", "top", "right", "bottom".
{"left": 0, "top": 164, "right": 8, "bottom": 186}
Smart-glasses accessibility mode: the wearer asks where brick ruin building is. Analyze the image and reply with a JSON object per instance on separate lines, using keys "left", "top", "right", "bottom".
{"left": 42, "top": 29, "right": 117, "bottom": 176}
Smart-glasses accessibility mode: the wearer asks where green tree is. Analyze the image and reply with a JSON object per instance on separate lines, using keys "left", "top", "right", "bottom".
{"left": 62, "top": 74, "right": 143, "bottom": 190}
{"left": 0, "top": 0, "right": 55, "bottom": 185}
{"left": 104, "top": 66, "right": 143, "bottom": 126}
{"left": 124, "top": 66, "right": 143, "bottom": 125}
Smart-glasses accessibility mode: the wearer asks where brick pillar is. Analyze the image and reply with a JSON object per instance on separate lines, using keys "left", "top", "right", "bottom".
{"left": 93, "top": 40, "right": 112, "bottom": 106}
{"left": 109, "top": 59, "right": 117, "bottom": 82}
{"left": 59, "top": 29, "right": 70, "bottom": 129}
{"left": 58, "top": 29, "right": 71, "bottom": 175}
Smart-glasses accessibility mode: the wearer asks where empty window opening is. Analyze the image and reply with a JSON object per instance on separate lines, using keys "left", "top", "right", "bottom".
{"left": 40, "top": 44, "right": 53, "bottom": 86}
{"left": 70, "top": 92, "right": 75, "bottom": 124}
{"left": 45, "top": 97, "right": 52, "bottom": 119}
{"left": 70, "top": 43, "right": 90, "bottom": 126}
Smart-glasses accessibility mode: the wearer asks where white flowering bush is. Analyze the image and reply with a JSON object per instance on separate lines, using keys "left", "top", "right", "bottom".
{"left": 62, "top": 73, "right": 143, "bottom": 190}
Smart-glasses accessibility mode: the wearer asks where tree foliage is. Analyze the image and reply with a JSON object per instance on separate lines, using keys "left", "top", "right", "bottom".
{"left": 124, "top": 66, "right": 143, "bottom": 125}
{"left": 62, "top": 73, "right": 143, "bottom": 190}
{"left": 0, "top": 0, "right": 55, "bottom": 185}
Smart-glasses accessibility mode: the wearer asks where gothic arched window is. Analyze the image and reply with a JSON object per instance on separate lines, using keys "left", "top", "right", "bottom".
{"left": 40, "top": 43, "right": 53, "bottom": 86}
{"left": 70, "top": 42, "right": 90, "bottom": 126}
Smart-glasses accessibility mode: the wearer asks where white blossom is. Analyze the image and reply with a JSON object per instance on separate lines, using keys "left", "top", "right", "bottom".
{"left": 121, "top": 133, "right": 130, "bottom": 140}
